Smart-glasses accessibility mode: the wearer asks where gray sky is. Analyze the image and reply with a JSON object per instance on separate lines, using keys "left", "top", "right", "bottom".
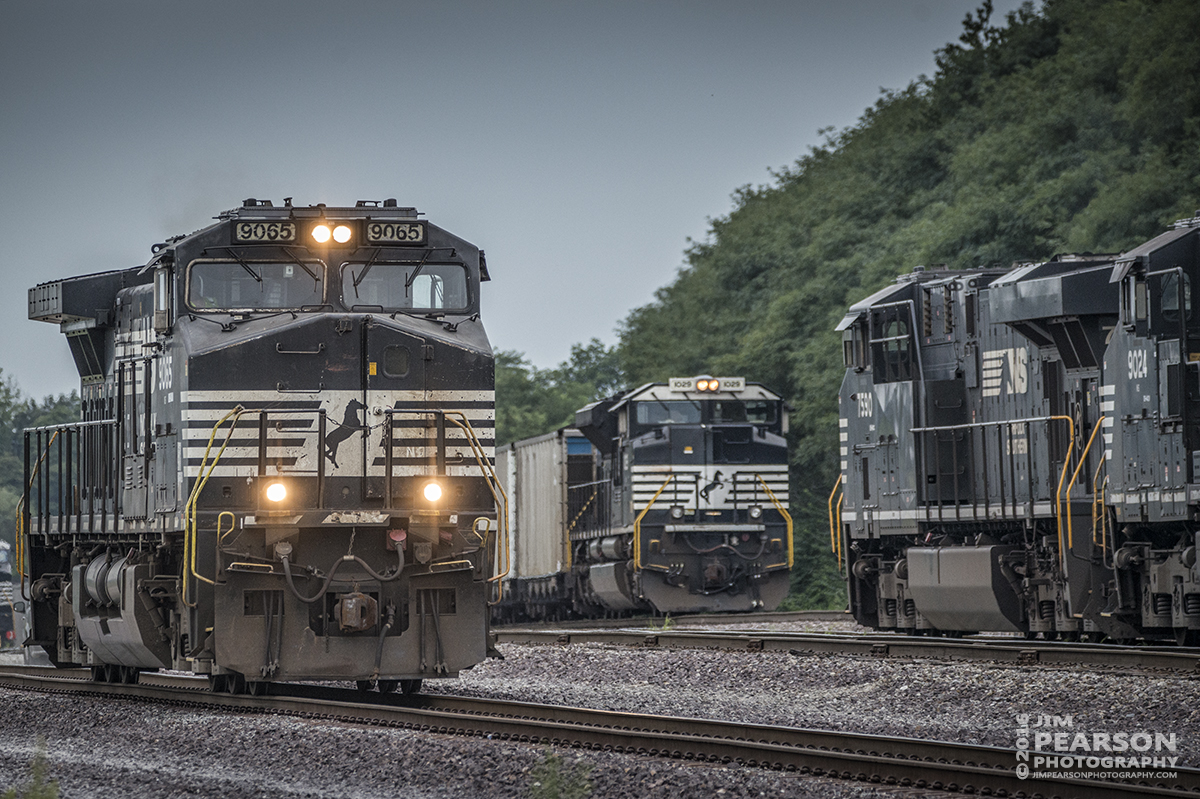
{"left": 1, "top": 0, "right": 1029, "bottom": 399}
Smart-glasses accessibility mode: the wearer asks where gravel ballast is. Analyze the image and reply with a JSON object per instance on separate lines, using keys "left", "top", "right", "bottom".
{"left": 0, "top": 638, "right": 1195, "bottom": 797}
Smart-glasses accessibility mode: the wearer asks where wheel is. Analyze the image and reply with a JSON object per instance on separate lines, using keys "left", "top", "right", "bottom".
{"left": 225, "top": 672, "right": 246, "bottom": 695}
{"left": 377, "top": 680, "right": 399, "bottom": 694}
{"left": 91, "top": 665, "right": 107, "bottom": 683}
{"left": 104, "top": 663, "right": 120, "bottom": 683}
{"left": 1175, "top": 628, "right": 1200, "bottom": 647}
{"left": 208, "top": 674, "right": 228, "bottom": 693}
{"left": 356, "top": 679, "right": 376, "bottom": 692}
{"left": 121, "top": 666, "right": 140, "bottom": 684}
{"left": 400, "top": 679, "right": 422, "bottom": 695}
{"left": 246, "top": 680, "right": 268, "bottom": 697}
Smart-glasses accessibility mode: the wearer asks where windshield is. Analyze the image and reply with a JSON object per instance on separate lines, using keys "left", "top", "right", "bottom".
{"left": 635, "top": 400, "right": 702, "bottom": 426}
{"left": 188, "top": 260, "right": 324, "bottom": 311}
{"left": 713, "top": 400, "right": 777, "bottom": 424}
{"left": 341, "top": 262, "right": 469, "bottom": 312}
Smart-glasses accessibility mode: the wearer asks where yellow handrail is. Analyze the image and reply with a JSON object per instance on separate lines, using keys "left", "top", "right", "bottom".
{"left": 1063, "top": 416, "right": 1104, "bottom": 552}
{"left": 757, "top": 474, "right": 793, "bottom": 570}
{"left": 1091, "top": 453, "right": 1108, "bottom": 556}
{"left": 633, "top": 474, "right": 677, "bottom": 571}
{"left": 1050, "top": 415, "right": 1076, "bottom": 573}
{"left": 183, "top": 407, "right": 245, "bottom": 607}
{"left": 835, "top": 492, "right": 845, "bottom": 571}
{"left": 564, "top": 488, "right": 599, "bottom": 571}
{"left": 442, "top": 412, "right": 510, "bottom": 600}
{"left": 827, "top": 475, "right": 843, "bottom": 556}
{"left": 14, "top": 430, "right": 62, "bottom": 597}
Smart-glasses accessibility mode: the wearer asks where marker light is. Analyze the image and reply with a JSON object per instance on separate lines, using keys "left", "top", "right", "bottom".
{"left": 312, "top": 224, "right": 332, "bottom": 243}
{"left": 332, "top": 224, "right": 352, "bottom": 243}
{"left": 266, "top": 482, "right": 287, "bottom": 502}
{"left": 749, "top": 505, "right": 763, "bottom": 520}
{"left": 423, "top": 481, "right": 443, "bottom": 502}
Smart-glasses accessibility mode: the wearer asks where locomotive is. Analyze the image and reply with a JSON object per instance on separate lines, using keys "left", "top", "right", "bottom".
{"left": 19, "top": 198, "right": 501, "bottom": 692}
{"left": 833, "top": 212, "right": 1200, "bottom": 644}
{"left": 493, "top": 377, "right": 792, "bottom": 622}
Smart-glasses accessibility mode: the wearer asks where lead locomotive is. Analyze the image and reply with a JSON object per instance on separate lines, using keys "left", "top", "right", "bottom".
{"left": 20, "top": 199, "right": 500, "bottom": 692}
{"left": 834, "top": 213, "right": 1200, "bottom": 643}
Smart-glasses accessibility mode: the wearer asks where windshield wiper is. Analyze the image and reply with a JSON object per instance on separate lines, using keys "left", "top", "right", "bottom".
{"left": 282, "top": 247, "right": 321, "bottom": 283}
{"left": 222, "top": 248, "right": 262, "bottom": 282}
{"left": 405, "top": 249, "right": 433, "bottom": 290}
{"left": 351, "top": 248, "right": 383, "bottom": 292}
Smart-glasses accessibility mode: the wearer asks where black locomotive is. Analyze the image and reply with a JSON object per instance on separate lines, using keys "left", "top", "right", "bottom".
{"left": 19, "top": 198, "right": 501, "bottom": 692}
{"left": 834, "top": 212, "right": 1200, "bottom": 643}
{"left": 494, "top": 376, "right": 792, "bottom": 622}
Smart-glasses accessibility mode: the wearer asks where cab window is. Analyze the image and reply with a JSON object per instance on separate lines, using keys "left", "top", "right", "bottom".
{"left": 188, "top": 260, "right": 324, "bottom": 311}
{"left": 341, "top": 262, "right": 469, "bottom": 312}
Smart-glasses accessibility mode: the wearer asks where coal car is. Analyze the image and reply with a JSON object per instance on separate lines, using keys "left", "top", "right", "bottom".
{"left": 19, "top": 198, "right": 502, "bottom": 692}
{"left": 494, "top": 377, "right": 792, "bottom": 621}
{"left": 833, "top": 212, "right": 1200, "bottom": 643}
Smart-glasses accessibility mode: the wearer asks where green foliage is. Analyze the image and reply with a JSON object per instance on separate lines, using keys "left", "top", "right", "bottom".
{"left": 527, "top": 750, "right": 592, "bottom": 799}
{"left": 2, "top": 737, "right": 59, "bottom": 799}
{"left": 0, "top": 370, "right": 79, "bottom": 549}
{"left": 496, "top": 339, "right": 622, "bottom": 446}
{"left": 616, "top": 0, "right": 1200, "bottom": 609}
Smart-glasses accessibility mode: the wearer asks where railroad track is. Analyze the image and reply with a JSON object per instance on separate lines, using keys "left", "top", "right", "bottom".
{"left": 498, "top": 609, "right": 856, "bottom": 629}
{"left": 495, "top": 628, "right": 1200, "bottom": 673}
{"left": 0, "top": 664, "right": 1193, "bottom": 797}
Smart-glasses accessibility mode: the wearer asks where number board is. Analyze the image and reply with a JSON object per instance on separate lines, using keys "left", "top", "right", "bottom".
{"left": 233, "top": 221, "right": 297, "bottom": 243}
{"left": 365, "top": 221, "right": 426, "bottom": 245}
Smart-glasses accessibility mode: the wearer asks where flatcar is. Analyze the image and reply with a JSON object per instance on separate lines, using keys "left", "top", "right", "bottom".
{"left": 18, "top": 198, "right": 502, "bottom": 692}
{"left": 833, "top": 212, "right": 1200, "bottom": 643}
{"left": 493, "top": 376, "right": 792, "bottom": 621}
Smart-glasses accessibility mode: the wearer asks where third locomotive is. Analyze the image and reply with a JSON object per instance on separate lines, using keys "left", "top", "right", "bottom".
{"left": 834, "top": 212, "right": 1200, "bottom": 643}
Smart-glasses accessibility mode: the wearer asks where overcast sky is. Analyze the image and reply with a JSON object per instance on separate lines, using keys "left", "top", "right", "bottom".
{"left": 0, "top": 0, "right": 1031, "bottom": 400}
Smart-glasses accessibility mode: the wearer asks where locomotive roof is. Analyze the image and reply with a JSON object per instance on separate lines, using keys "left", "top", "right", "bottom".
{"left": 611, "top": 380, "right": 782, "bottom": 410}
{"left": 1109, "top": 223, "right": 1200, "bottom": 283}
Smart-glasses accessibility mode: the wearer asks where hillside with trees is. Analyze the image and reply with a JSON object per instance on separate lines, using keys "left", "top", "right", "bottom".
{"left": 504, "top": 0, "right": 1200, "bottom": 607}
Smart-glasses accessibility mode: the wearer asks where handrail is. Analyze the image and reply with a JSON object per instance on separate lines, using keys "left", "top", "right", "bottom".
{"left": 183, "top": 406, "right": 246, "bottom": 608}
{"left": 757, "top": 474, "right": 793, "bottom": 570}
{"left": 1049, "top": 415, "right": 1076, "bottom": 573}
{"left": 15, "top": 430, "right": 62, "bottom": 599}
{"left": 1063, "top": 416, "right": 1105, "bottom": 552}
{"left": 564, "top": 487, "right": 600, "bottom": 571}
{"left": 633, "top": 474, "right": 677, "bottom": 571}
{"left": 441, "top": 412, "right": 510, "bottom": 601}
{"left": 827, "top": 475, "right": 843, "bottom": 557}
{"left": 836, "top": 492, "right": 845, "bottom": 570}
{"left": 1091, "top": 453, "right": 1109, "bottom": 561}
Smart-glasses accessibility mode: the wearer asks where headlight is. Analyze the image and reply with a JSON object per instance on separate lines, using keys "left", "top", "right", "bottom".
{"left": 749, "top": 505, "right": 763, "bottom": 519}
{"left": 423, "top": 481, "right": 442, "bottom": 502}
{"left": 696, "top": 379, "right": 710, "bottom": 391}
{"left": 312, "top": 224, "right": 332, "bottom": 243}
{"left": 266, "top": 482, "right": 287, "bottom": 502}
{"left": 332, "top": 224, "right": 352, "bottom": 243}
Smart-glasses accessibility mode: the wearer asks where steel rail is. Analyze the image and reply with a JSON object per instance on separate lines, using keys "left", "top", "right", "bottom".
{"left": 494, "top": 609, "right": 858, "bottom": 629}
{"left": 0, "top": 665, "right": 1193, "bottom": 798}
{"left": 494, "top": 628, "right": 1200, "bottom": 673}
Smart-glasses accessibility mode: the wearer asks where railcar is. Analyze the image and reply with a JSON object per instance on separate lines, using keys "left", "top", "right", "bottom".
{"left": 19, "top": 198, "right": 502, "bottom": 692}
{"left": 833, "top": 212, "right": 1200, "bottom": 643}
{"left": 494, "top": 376, "right": 793, "bottom": 621}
